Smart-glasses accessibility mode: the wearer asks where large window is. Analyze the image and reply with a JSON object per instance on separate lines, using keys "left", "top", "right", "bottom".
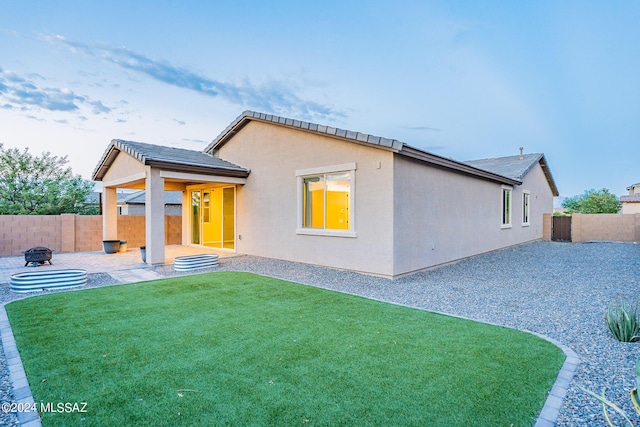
{"left": 522, "top": 191, "right": 530, "bottom": 226}
{"left": 502, "top": 187, "right": 512, "bottom": 228}
{"left": 296, "top": 163, "right": 356, "bottom": 237}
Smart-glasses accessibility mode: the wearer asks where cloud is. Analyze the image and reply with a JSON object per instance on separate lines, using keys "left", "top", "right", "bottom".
{"left": 0, "top": 67, "right": 112, "bottom": 115}
{"left": 403, "top": 125, "right": 441, "bottom": 132}
{"left": 89, "top": 100, "right": 110, "bottom": 114}
{"left": 47, "top": 34, "right": 344, "bottom": 121}
{"left": 182, "top": 138, "right": 207, "bottom": 144}
{"left": 173, "top": 118, "right": 186, "bottom": 126}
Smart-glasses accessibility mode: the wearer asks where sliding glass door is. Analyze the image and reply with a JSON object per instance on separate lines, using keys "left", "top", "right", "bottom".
{"left": 190, "top": 186, "right": 235, "bottom": 249}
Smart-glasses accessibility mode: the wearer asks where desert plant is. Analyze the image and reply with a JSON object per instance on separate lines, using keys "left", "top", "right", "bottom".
{"left": 579, "top": 386, "right": 635, "bottom": 427}
{"left": 606, "top": 299, "right": 640, "bottom": 342}
{"left": 632, "top": 361, "right": 640, "bottom": 414}
{"left": 580, "top": 359, "right": 640, "bottom": 427}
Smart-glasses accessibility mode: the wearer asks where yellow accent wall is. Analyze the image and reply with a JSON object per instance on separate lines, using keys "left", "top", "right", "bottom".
{"left": 326, "top": 190, "right": 349, "bottom": 229}
{"left": 202, "top": 190, "right": 223, "bottom": 246}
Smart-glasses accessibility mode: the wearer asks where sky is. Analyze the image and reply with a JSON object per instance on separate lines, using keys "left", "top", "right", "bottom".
{"left": 1, "top": 1, "right": 639, "bottom": 198}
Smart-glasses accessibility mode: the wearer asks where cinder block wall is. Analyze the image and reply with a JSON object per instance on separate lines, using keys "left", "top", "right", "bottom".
{"left": 0, "top": 214, "right": 182, "bottom": 256}
{"left": 166, "top": 216, "right": 181, "bottom": 245}
{"left": 0, "top": 215, "right": 63, "bottom": 255}
{"left": 542, "top": 213, "right": 552, "bottom": 240}
{"left": 571, "top": 213, "right": 640, "bottom": 242}
{"left": 74, "top": 215, "right": 103, "bottom": 252}
{"left": 117, "top": 216, "right": 146, "bottom": 248}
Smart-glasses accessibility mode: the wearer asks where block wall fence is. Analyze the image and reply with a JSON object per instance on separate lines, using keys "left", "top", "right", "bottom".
{"left": 570, "top": 213, "right": 640, "bottom": 242}
{"left": 543, "top": 213, "right": 640, "bottom": 242}
{"left": 0, "top": 214, "right": 181, "bottom": 256}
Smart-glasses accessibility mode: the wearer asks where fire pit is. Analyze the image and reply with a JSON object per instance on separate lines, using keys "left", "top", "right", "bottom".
{"left": 23, "top": 246, "right": 53, "bottom": 267}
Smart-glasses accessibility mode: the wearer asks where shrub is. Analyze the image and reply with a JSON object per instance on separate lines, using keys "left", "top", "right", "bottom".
{"left": 606, "top": 299, "right": 640, "bottom": 343}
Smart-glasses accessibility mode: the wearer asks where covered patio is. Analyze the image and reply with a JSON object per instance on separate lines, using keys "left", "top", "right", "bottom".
{"left": 0, "top": 245, "right": 238, "bottom": 285}
{"left": 92, "top": 140, "right": 250, "bottom": 265}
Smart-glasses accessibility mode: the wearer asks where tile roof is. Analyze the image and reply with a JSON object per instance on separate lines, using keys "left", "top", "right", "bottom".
{"left": 93, "top": 139, "right": 249, "bottom": 181}
{"left": 206, "top": 111, "right": 531, "bottom": 187}
{"left": 205, "top": 110, "right": 404, "bottom": 153}
{"left": 465, "top": 153, "right": 544, "bottom": 181}
{"left": 118, "top": 190, "right": 183, "bottom": 205}
{"left": 94, "top": 111, "right": 558, "bottom": 195}
{"left": 466, "top": 153, "right": 559, "bottom": 196}
{"left": 620, "top": 194, "right": 640, "bottom": 203}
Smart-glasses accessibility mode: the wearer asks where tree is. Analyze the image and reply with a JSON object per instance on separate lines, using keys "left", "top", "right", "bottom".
{"left": 0, "top": 143, "right": 98, "bottom": 215}
{"left": 561, "top": 188, "right": 621, "bottom": 214}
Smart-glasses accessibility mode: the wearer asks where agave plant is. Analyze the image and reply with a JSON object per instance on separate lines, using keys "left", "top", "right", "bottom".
{"left": 580, "top": 359, "right": 640, "bottom": 427}
{"left": 605, "top": 298, "right": 640, "bottom": 343}
{"left": 632, "top": 360, "right": 640, "bottom": 414}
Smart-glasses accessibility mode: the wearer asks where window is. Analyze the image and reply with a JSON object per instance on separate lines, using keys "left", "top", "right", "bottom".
{"left": 502, "top": 187, "right": 512, "bottom": 228}
{"left": 296, "top": 163, "right": 356, "bottom": 237}
{"left": 522, "top": 191, "right": 530, "bottom": 226}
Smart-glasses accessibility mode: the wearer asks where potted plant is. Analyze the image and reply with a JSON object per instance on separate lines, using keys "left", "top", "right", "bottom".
{"left": 102, "top": 240, "right": 121, "bottom": 254}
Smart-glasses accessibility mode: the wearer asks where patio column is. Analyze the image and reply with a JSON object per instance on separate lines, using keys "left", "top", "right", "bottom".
{"left": 103, "top": 187, "right": 118, "bottom": 240}
{"left": 181, "top": 190, "right": 190, "bottom": 245}
{"left": 145, "top": 168, "right": 165, "bottom": 264}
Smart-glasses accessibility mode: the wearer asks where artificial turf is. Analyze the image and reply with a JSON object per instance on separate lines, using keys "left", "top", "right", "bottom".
{"left": 5, "top": 271, "right": 565, "bottom": 426}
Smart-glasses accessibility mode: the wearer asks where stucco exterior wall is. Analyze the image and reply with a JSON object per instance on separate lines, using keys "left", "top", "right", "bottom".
{"left": 102, "top": 151, "right": 146, "bottom": 184}
{"left": 621, "top": 203, "right": 640, "bottom": 214}
{"left": 392, "top": 158, "right": 554, "bottom": 276}
{"left": 215, "top": 120, "right": 396, "bottom": 277}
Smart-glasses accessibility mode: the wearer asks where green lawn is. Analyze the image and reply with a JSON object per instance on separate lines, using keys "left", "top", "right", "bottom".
{"left": 6, "top": 272, "right": 565, "bottom": 426}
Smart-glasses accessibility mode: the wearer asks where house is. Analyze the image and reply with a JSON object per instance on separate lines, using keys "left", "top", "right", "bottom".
{"left": 92, "top": 111, "right": 558, "bottom": 278}
{"left": 620, "top": 183, "right": 640, "bottom": 214}
{"left": 117, "top": 190, "right": 183, "bottom": 215}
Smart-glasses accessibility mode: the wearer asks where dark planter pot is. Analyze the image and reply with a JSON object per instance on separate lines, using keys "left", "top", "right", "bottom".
{"left": 140, "top": 246, "right": 146, "bottom": 263}
{"left": 103, "top": 240, "right": 121, "bottom": 254}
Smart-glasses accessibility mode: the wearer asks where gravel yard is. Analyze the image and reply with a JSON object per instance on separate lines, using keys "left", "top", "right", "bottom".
{"left": 1, "top": 241, "right": 639, "bottom": 425}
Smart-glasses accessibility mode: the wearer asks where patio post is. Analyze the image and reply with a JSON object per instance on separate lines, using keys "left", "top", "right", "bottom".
{"left": 181, "top": 190, "right": 190, "bottom": 245}
{"left": 102, "top": 187, "right": 118, "bottom": 240}
{"left": 145, "top": 168, "right": 165, "bottom": 264}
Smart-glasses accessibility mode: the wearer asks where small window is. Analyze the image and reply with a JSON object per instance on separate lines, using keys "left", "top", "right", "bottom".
{"left": 522, "top": 192, "right": 530, "bottom": 226}
{"left": 502, "top": 187, "right": 512, "bottom": 228}
{"left": 296, "top": 163, "right": 356, "bottom": 237}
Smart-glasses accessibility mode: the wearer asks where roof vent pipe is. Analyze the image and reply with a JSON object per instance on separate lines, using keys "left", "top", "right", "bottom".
{"left": 519, "top": 147, "right": 524, "bottom": 160}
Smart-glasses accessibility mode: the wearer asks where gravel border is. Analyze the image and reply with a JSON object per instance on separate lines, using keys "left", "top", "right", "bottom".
{"left": 1, "top": 241, "right": 639, "bottom": 425}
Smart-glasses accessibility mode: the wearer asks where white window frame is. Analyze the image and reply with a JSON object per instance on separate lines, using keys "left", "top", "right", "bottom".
{"left": 522, "top": 191, "right": 530, "bottom": 226}
{"left": 296, "top": 163, "right": 357, "bottom": 238}
{"left": 501, "top": 186, "right": 512, "bottom": 229}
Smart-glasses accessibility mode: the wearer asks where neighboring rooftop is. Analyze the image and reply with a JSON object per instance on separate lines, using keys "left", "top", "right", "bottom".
{"left": 118, "top": 190, "right": 183, "bottom": 205}
{"left": 620, "top": 194, "right": 640, "bottom": 203}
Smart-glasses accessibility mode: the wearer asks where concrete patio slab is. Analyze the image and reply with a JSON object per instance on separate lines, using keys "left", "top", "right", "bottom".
{"left": 0, "top": 245, "right": 237, "bottom": 285}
